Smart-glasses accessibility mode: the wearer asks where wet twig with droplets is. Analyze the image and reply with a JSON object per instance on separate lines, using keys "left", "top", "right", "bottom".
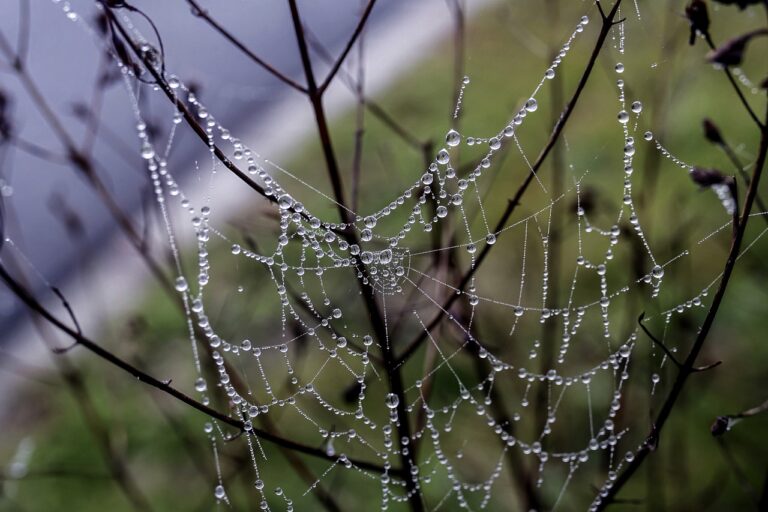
{"left": 595, "top": 98, "right": 768, "bottom": 510}
{"left": 286, "top": 0, "right": 423, "bottom": 508}
{"left": 0, "top": 262, "right": 394, "bottom": 477}
{"left": 396, "top": 0, "right": 626, "bottom": 366}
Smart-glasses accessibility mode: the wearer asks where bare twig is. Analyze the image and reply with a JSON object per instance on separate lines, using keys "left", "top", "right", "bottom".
{"left": 638, "top": 313, "right": 721, "bottom": 372}
{"left": 185, "top": 0, "right": 307, "bottom": 93}
{"left": 318, "top": 0, "right": 378, "bottom": 93}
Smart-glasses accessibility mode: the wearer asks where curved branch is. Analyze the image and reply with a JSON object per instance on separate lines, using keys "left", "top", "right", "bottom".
{"left": 0, "top": 262, "right": 393, "bottom": 476}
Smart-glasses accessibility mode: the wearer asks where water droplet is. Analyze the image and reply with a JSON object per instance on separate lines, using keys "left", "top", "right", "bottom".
{"left": 651, "top": 265, "right": 664, "bottom": 279}
{"left": 194, "top": 377, "right": 207, "bottom": 392}
{"left": 436, "top": 149, "right": 450, "bottom": 165}
{"left": 175, "top": 276, "right": 188, "bottom": 292}
{"left": 631, "top": 101, "right": 643, "bottom": 113}
{"left": 617, "top": 111, "right": 629, "bottom": 124}
{"left": 277, "top": 194, "right": 294, "bottom": 210}
{"left": 141, "top": 142, "right": 155, "bottom": 160}
{"left": 214, "top": 485, "right": 226, "bottom": 500}
{"left": 615, "top": 63, "right": 625, "bottom": 73}
{"left": 445, "top": 129, "right": 461, "bottom": 147}
{"left": 385, "top": 393, "right": 400, "bottom": 409}
{"left": 525, "top": 98, "right": 538, "bottom": 112}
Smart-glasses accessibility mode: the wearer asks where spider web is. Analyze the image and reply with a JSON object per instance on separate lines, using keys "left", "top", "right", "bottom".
{"left": 42, "top": 1, "right": 768, "bottom": 511}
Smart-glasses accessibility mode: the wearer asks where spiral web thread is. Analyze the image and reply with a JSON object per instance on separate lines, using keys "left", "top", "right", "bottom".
{"left": 42, "top": 2, "right": 768, "bottom": 510}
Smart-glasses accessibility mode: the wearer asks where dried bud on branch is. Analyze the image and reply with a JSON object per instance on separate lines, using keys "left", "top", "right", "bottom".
{"left": 690, "top": 167, "right": 737, "bottom": 215}
{"left": 690, "top": 167, "right": 728, "bottom": 187}
{"left": 685, "top": 0, "right": 710, "bottom": 45}
{"left": 711, "top": 415, "right": 732, "bottom": 436}
{"left": 702, "top": 118, "right": 724, "bottom": 145}
{"left": 708, "top": 29, "right": 768, "bottom": 67}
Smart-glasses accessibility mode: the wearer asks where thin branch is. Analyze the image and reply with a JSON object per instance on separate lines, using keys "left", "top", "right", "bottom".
{"left": 16, "top": 0, "right": 30, "bottom": 67}
{"left": 712, "top": 129, "right": 768, "bottom": 227}
{"left": 319, "top": 0, "right": 378, "bottom": 94}
{"left": 397, "top": 0, "right": 625, "bottom": 365}
{"left": 185, "top": 0, "right": 307, "bottom": 94}
{"left": 0, "top": 262, "right": 393, "bottom": 476}
{"left": 638, "top": 313, "right": 721, "bottom": 372}
{"left": 304, "top": 28, "right": 426, "bottom": 151}
{"left": 712, "top": 396, "right": 768, "bottom": 437}
{"left": 703, "top": 32, "right": 763, "bottom": 130}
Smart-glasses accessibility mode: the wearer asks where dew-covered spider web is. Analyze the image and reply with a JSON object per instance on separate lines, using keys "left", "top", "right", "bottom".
{"left": 43, "top": 1, "right": 768, "bottom": 511}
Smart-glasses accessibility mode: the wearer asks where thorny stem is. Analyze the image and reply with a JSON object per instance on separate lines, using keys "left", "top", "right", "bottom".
{"left": 596, "top": 102, "right": 768, "bottom": 510}
{"left": 0, "top": 262, "right": 394, "bottom": 477}
{"left": 396, "top": 0, "right": 625, "bottom": 366}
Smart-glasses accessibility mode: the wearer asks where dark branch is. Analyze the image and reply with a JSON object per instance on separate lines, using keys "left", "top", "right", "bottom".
{"left": 319, "top": 0, "right": 378, "bottom": 94}
{"left": 185, "top": 0, "right": 307, "bottom": 93}
{"left": 0, "top": 262, "right": 392, "bottom": 476}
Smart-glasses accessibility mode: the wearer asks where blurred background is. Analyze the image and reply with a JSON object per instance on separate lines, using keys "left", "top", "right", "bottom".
{"left": 0, "top": 0, "right": 767, "bottom": 510}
